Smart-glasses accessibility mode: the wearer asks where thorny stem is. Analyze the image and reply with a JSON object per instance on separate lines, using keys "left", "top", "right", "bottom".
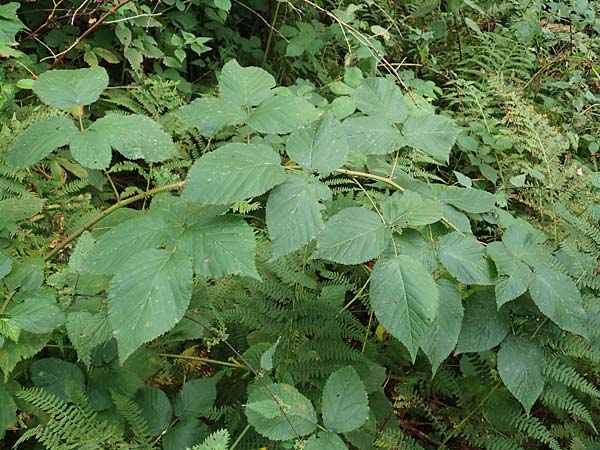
{"left": 44, "top": 181, "right": 184, "bottom": 261}
{"left": 49, "top": 0, "right": 133, "bottom": 68}
{"left": 184, "top": 315, "right": 302, "bottom": 440}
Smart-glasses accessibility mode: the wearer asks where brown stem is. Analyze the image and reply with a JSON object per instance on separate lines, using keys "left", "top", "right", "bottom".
{"left": 50, "top": 0, "right": 133, "bottom": 68}
{"left": 44, "top": 180, "right": 183, "bottom": 261}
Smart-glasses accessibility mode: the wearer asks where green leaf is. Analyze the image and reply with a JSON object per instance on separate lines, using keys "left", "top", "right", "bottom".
{"left": 249, "top": 95, "right": 319, "bottom": 134}
{"left": 304, "top": 432, "right": 347, "bottom": 450}
{"left": 498, "top": 336, "right": 545, "bottom": 414}
{"left": 370, "top": 254, "right": 439, "bottom": 361}
{"left": 183, "top": 143, "right": 285, "bottom": 205}
{"left": 0, "top": 251, "right": 11, "bottom": 279}
{"left": 7, "top": 292, "right": 64, "bottom": 334}
{"left": 0, "top": 382, "right": 17, "bottom": 440}
{"left": 438, "top": 232, "right": 495, "bottom": 285}
{"left": 260, "top": 338, "right": 281, "bottom": 371}
{"left": 343, "top": 116, "right": 401, "bottom": 155}
{"left": 219, "top": 59, "right": 275, "bottom": 106}
{"left": 175, "top": 98, "right": 245, "bottom": 136}
{"left": 352, "top": 77, "right": 407, "bottom": 123}
{"left": 7, "top": 116, "right": 77, "bottom": 168}
{"left": 4, "top": 257, "right": 44, "bottom": 292}
{"left": 190, "top": 429, "right": 230, "bottom": 450}
{"left": 0, "top": 333, "right": 48, "bottom": 377}
{"left": 174, "top": 378, "right": 217, "bottom": 419}
{"left": 108, "top": 249, "right": 193, "bottom": 363}
{"left": 455, "top": 291, "right": 510, "bottom": 354}
{"left": 136, "top": 386, "right": 173, "bottom": 435}
{"left": 285, "top": 113, "right": 349, "bottom": 175}
{"left": 529, "top": 265, "right": 587, "bottom": 337}
{"left": 178, "top": 215, "right": 258, "bottom": 278}
{"left": 66, "top": 311, "right": 112, "bottom": 366}
{"left": 486, "top": 242, "right": 532, "bottom": 307}
{"left": 322, "top": 366, "right": 369, "bottom": 433}
{"left": 313, "top": 207, "right": 388, "bottom": 264}
{"left": 162, "top": 420, "right": 210, "bottom": 450}
{"left": 267, "top": 174, "right": 331, "bottom": 259}
{"left": 90, "top": 114, "right": 177, "bottom": 163}
{"left": 399, "top": 114, "right": 460, "bottom": 163}
{"left": 0, "top": 3, "right": 25, "bottom": 44}
{"left": 33, "top": 67, "right": 109, "bottom": 110}
{"left": 438, "top": 186, "right": 496, "bottom": 213}
{"left": 68, "top": 129, "right": 112, "bottom": 169}
{"left": 382, "top": 191, "right": 443, "bottom": 227}
{"left": 83, "top": 215, "right": 173, "bottom": 275}
{"left": 30, "top": 357, "right": 85, "bottom": 400}
{"left": 245, "top": 383, "right": 317, "bottom": 440}
{"left": 421, "top": 280, "right": 464, "bottom": 374}
{"left": 0, "top": 197, "right": 44, "bottom": 224}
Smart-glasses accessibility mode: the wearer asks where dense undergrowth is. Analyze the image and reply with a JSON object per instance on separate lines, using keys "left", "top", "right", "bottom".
{"left": 2, "top": 0, "right": 600, "bottom": 449}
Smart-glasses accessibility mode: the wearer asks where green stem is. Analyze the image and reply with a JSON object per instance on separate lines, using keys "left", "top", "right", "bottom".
{"left": 334, "top": 168, "right": 463, "bottom": 234}
{"left": 230, "top": 424, "right": 251, "bottom": 450}
{"left": 262, "top": 2, "right": 281, "bottom": 67}
{"left": 438, "top": 383, "right": 500, "bottom": 449}
{"left": 160, "top": 353, "right": 244, "bottom": 369}
{"left": 44, "top": 181, "right": 184, "bottom": 261}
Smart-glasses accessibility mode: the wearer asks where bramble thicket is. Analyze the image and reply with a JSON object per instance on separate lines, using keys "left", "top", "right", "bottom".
{"left": 2, "top": 1, "right": 600, "bottom": 449}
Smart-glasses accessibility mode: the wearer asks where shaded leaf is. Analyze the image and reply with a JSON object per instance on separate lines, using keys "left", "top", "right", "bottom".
{"left": 456, "top": 291, "right": 510, "bottom": 354}
{"left": 498, "top": 335, "right": 545, "bottom": 414}
{"left": 382, "top": 190, "right": 443, "bottom": 227}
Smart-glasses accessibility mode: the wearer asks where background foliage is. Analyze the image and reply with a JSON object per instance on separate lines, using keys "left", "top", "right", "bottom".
{"left": 2, "top": 0, "right": 600, "bottom": 449}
